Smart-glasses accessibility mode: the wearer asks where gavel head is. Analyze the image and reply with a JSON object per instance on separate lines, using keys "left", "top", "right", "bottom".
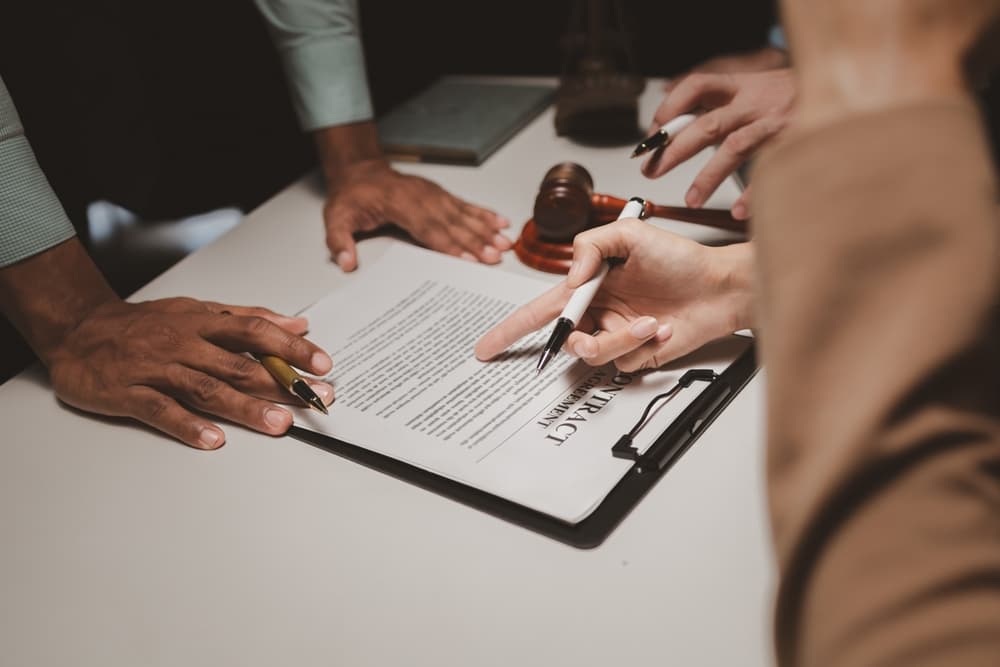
{"left": 532, "top": 162, "right": 595, "bottom": 241}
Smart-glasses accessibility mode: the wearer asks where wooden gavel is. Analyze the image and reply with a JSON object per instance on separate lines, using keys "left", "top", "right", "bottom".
{"left": 515, "top": 162, "right": 747, "bottom": 274}
{"left": 532, "top": 162, "right": 745, "bottom": 241}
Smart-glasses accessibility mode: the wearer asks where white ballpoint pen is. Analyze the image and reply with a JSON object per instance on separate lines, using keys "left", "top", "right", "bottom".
{"left": 630, "top": 113, "right": 698, "bottom": 158}
{"left": 535, "top": 196, "right": 647, "bottom": 373}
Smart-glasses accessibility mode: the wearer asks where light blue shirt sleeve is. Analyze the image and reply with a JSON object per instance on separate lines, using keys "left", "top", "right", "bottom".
{"left": 253, "top": 0, "right": 374, "bottom": 131}
{"left": 0, "top": 76, "right": 76, "bottom": 268}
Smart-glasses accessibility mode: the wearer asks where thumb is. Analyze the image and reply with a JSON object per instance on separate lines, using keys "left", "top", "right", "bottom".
{"left": 324, "top": 207, "right": 361, "bottom": 272}
{"left": 567, "top": 219, "right": 639, "bottom": 288}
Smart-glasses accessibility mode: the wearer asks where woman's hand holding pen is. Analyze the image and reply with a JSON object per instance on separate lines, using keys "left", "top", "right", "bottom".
{"left": 642, "top": 69, "right": 796, "bottom": 220}
{"left": 44, "top": 299, "right": 335, "bottom": 450}
{"left": 475, "top": 219, "right": 756, "bottom": 372}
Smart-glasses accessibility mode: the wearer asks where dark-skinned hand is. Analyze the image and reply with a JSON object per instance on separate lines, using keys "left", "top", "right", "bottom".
{"left": 45, "top": 298, "right": 334, "bottom": 450}
{"left": 323, "top": 158, "right": 512, "bottom": 271}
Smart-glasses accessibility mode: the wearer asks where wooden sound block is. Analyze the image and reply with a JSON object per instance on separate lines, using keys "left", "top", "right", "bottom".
{"left": 514, "top": 219, "right": 574, "bottom": 274}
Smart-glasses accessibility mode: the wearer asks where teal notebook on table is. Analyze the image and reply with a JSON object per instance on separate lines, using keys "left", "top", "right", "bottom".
{"left": 377, "top": 79, "right": 556, "bottom": 165}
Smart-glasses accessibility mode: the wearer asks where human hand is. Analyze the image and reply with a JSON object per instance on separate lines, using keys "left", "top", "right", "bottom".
{"left": 322, "top": 158, "right": 512, "bottom": 271}
{"left": 45, "top": 298, "right": 335, "bottom": 450}
{"left": 663, "top": 46, "right": 788, "bottom": 92}
{"left": 475, "top": 219, "right": 755, "bottom": 372}
{"left": 643, "top": 69, "right": 795, "bottom": 220}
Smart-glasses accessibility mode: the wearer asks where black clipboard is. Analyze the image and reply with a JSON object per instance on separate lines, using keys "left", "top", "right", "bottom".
{"left": 289, "top": 344, "right": 757, "bottom": 549}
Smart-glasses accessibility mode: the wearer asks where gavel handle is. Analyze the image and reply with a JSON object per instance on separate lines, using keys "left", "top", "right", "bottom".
{"left": 592, "top": 193, "right": 746, "bottom": 233}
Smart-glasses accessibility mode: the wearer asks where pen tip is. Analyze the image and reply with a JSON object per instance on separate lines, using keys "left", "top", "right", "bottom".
{"left": 535, "top": 353, "right": 550, "bottom": 374}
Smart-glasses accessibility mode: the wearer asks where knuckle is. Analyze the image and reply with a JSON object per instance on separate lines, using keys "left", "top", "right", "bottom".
{"left": 169, "top": 296, "right": 201, "bottom": 312}
{"left": 761, "top": 114, "right": 787, "bottom": 137}
{"left": 424, "top": 229, "right": 453, "bottom": 251}
{"left": 192, "top": 374, "right": 224, "bottom": 403}
{"left": 228, "top": 354, "right": 259, "bottom": 381}
{"left": 246, "top": 306, "right": 271, "bottom": 318}
{"left": 143, "top": 395, "right": 171, "bottom": 423}
{"left": 723, "top": 131, "right": 754, "bottom": 157}
{"left": 617, "top": 218, "right": 642, "bottom": 246}
{"left": 150, "top": 322, "right": 182, "bottom": 350}
{"left": 281, "top": 333, "right": 307, "bottom": 357}
{"left": 699, "top": 114, "right": 723, "bottom": 141}
{"left": 245, "top": 316, "right": 273, "bottom": 337}
{"left": 447, "top": 224, "right": 477, "bottom": 245}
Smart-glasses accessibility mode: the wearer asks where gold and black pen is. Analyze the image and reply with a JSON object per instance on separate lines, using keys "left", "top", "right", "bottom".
{"left": 630, "top": 113, "right": 698, "bottom": 158}
{"left": 252, "top": 353, "right": 329, "bottom": 415}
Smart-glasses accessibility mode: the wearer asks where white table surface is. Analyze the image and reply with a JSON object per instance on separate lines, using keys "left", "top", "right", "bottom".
{"left": 0, "top": 78, "right": 775, "bottom": 667}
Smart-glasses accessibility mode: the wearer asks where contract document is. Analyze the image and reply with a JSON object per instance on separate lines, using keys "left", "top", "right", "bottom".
{"left": 293, "top": 244, "right": 750, "bottom": 524}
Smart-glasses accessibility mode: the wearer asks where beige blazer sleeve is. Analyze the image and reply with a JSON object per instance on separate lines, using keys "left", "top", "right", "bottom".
{"left": 752, "top": 100, "right": 1000, "bottom": 667}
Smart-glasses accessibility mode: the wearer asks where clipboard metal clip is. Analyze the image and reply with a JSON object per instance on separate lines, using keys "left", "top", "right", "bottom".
{"left": 612, "top": 369, "right": 722, "bottom": 471}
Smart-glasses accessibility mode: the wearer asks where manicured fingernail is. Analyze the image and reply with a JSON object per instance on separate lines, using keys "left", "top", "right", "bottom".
{"left": 311, "top": 351, "right": 332, "bottom": 374}
{"left": 198, "top": 428, "right": 223, "bottom": 449}
{"left": 732, "top": 202, "right": 748, "bottom": 220}
{"left": 264, "top": 407, "right": 291, "bottom": 430}
{"left": 575, "top": 340, "right": 597, "bottom": 359}
{"left": 481, "top": 246, "right": 501, "bottom": 263}
{"left": 656, "top": 323, "right": 672, "bottom": 341}
{"left": 336, "top": 251, "right": 353, "bottom": 269}
{"left": 630, "top": 316, "right": 658, "bottom": 339}
{"left": 493, "top": 234, "right": 512, "bottom": 250}
{"left": 312, "top": 383, "right": 334, "bottom": 404}
{"left": 685, "top": 186, "right": 702, "bottom": 208}
{"left": 460, "top": 251, "right": 477, "bottom": 262}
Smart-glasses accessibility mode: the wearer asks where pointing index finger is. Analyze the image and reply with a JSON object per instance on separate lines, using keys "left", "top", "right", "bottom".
{"left": 474, "top": 283, "right": 570, "bottom": 361}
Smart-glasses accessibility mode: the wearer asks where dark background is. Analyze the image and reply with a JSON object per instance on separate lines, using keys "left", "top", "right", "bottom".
{"left": 0, "top": 0, "right": 778, "bottom": 235}
{"left": 3, "top": 1, "right": 998, "bottom": 382}
{"left": 0, "top": 0, "right": 777, "bottom": 380}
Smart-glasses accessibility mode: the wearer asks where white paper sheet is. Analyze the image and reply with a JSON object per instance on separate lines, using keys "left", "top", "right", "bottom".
{"left": 293, "top": 244, "right": 749, "bottom": 524}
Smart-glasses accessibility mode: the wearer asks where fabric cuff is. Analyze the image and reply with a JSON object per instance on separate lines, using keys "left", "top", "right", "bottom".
{"left": 0, "top": 135, "right": 76, "bottom": 268}
{"left": 279, "top": 35, "right": 374, "bottom": 132}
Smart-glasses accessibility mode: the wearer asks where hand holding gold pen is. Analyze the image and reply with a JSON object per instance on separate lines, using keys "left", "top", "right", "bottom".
{"left": 252, "top": 353, "right": 330, "bottom": 415}
{"left": 214, "top": 306, "right": 331, "bottom": 416}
